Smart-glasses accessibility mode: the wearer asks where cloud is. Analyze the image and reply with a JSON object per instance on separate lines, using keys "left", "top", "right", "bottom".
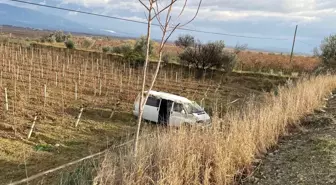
{"left": 68, "top": 11, "right": 78, "bottom": 15}
{"left": 187, "top": 9, "right": 319, "bottom": 23}
{"left": 61, "top": 0, "right": 110, "bottom": 7}
{"left": 117, "top": 15, "right": 147, "bottom": 22}
{"left": 58, "top": 0, "right": 336, "bottom": 23}
{"left": 0, "top": 0, "right": 39, "bottom": 10}
{"left": 101, "top": 29, "right": 115, "bottom": 33}
{"left": 39, "top": 1, "right": 46, "bottom": 5}
{"left": 177, "top": 0, "right": 336, "bottom": 23}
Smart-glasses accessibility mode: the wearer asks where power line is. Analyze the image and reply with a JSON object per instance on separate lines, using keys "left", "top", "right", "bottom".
{"left": 179, "top": 27, "right": 289, "bottom": 40}
{"left": 9, "top": 0, "right": 291, "bottom": 41}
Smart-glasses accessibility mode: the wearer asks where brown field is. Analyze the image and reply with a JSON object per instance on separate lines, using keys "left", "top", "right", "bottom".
{"left": 237, "top": 51, "right": 320, "bottom": 73}
{"left": 0, "top": 42, "right": 290, "bottom": 184}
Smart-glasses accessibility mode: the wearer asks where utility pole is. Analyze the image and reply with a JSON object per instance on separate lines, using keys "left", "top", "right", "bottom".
{"left": 290, "top": 25, "right": 298, "bottom": 63}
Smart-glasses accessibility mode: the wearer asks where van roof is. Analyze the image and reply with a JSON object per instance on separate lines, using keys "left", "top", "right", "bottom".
{"left": 146, "top": 90, "right": 192, "bottom": 103}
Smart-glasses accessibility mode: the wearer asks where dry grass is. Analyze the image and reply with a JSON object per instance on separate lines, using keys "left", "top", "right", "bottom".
{"left": 94, "top": 75, "right": 336, "bottom": 185}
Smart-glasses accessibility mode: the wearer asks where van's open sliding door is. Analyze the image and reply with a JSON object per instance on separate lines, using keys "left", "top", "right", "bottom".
{"left": 143, "top": 96, "right": 160, "bottom": 123}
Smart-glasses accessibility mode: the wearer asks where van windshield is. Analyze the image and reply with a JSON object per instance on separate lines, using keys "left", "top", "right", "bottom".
{"left": 184, "top": 102, "right": 203, "bottom": 114}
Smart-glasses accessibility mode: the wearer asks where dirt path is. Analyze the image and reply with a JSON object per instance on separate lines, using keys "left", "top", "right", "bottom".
{"left": 243, "top": 92, "right": 336, "bottom": 185}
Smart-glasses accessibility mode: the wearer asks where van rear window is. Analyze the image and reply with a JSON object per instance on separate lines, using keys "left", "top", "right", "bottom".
{"left": 146, "top": 96, "right": 160, "bottom": 107}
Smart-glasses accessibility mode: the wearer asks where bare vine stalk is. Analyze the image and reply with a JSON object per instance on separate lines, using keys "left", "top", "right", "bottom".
{"left": 134, "top": 0, "right": 202, "bottom": 155}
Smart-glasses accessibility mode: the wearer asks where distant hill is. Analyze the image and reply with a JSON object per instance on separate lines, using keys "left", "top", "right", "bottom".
{"left": 0, "top": 3, "right": 129, "bottom": 37}
{"left": 0, "top": 3, "right": 92, "bottom": 32}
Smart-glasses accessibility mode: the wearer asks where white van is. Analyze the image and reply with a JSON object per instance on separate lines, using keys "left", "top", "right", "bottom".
{"left": 133, "top": 90, "right": 211, "bottom": 127}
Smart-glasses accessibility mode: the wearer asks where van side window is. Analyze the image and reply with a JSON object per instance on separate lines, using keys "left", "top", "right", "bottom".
{"left": 146, "top": 96, "right": 160, "bottom": 107}
{"left": 173, "top": 103, "right": 183, "bottom": 113}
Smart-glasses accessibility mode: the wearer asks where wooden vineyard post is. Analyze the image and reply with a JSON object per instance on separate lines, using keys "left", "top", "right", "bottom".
{"left": 96, "top": 59, "right": 99, "bottom": 72}
{"left": 56, "top": 55, "right": 59, "bottom": 70}
{"left": 164, "top": 72, "right": 167, "bottom": 85}
{"left": 137, "top": 74, "right": 139, "bottom": 90}
{"left": 94, "top": 77, "right": 97, "bottom": 96}
{"left": 0, "top": 71, "right": 2, "bottom": 87}
{"left": 104, "top": 74, "right": 107, "bottom": 96}
{"left": 75, "top": 82, "right": 78, "bottom": 100}
{"left": 27, "top": 115, "right": 38, "bottom": 139}
{"left": 61, "top": 84, "right": 65, "bottom": 124}
{"left": 78, "top": 71, "right": 81, "bottom": 85}
{"left": 129, "top": 68, "right": 132, "bottom": 98}
{"left": 99, "top": 79, "right": 102, "bottom": 96}
{"left": 44, "top": 84, "right": 47, "bottom": 107}
{"left": 175, "top": 72, "right": 178, "bottom": 83}
{"left": 109, "top": 100, "right": 120, "bottom": 119}
{"left": 28, "top": 73, "right": 31, "bottom": 96}
{"left": 91, "top": 60, "right": 94, "bottom": 73}
{"left": 75, "top": 106, "right": 84, "bottom": 127}
{"left": 55, "top": 72, "right": 58, "bottom": 87}
{"left": 4, "top": 87, "right": 8, "bottom": 111}
{"left": 220, "top": 103, "right": 223, "bottom": 118}
{"left": 120, "top": 75, "right": 123, "bottom": 93}
{"left": 62, "top": 64, "right": 65, "bottom": 77}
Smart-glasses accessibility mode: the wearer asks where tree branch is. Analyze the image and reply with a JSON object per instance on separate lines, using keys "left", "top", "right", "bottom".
{"left": 178, "top": 0, "right": 188, "bottom": 18}
{"left": 151, "top": 0, "right": 177, "bottom": 21}
{"left": 178, "top": 0, "right": 203, "bottom": 28}
{"left": 138, "top": 0, "right": 149, "bottom": 10}
{"left": 162, "top": 23, "right": 180, "bottom": 48}
{"left": 153, "top": 5, "right": 165, "bottom": 31}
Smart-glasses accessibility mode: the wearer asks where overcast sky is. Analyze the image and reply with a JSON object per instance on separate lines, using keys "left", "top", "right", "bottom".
{"left": 2, "top": 0, "right": 336, "bottom": 53}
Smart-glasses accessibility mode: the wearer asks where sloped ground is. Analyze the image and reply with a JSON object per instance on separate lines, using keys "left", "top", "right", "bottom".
{"left": 0, "top": 44, "right": 290, "bottom": 184}
{"left": 243, "top": 92, "right": 336, "bottom": 185}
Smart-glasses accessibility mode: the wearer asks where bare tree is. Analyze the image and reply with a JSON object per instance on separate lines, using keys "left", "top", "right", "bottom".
{"left": 134, "top": 0, "right": 203, "bottom": 155}
{"left": 179, "top": 40, "right": 237, "bottom": 77}
{"left": 175, "top": 34, "right": 196, "bottom": 48}
{"left": 234, "top": 43, "right": 248, "bottom": 54}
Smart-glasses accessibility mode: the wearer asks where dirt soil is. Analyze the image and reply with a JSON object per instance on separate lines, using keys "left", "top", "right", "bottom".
{"left": 242, "top": 91, "right": 336, "bottom": 185}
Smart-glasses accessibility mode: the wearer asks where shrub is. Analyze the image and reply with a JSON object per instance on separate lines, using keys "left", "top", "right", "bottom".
{"left": 134, "top": 36, "right": 153, "bottom": 56}
{"left": 124, "top": 50, "right": 145, "bottom": 68}
{"left": 102, "top": 46, "right": 111, "bottom": 53}
{"left": 175, "top": 34, "right": 195, "bottom": 48}
{"left": 54, "top": 31, "right": 67, "bottom": 43}
{"left": 113, "top": 44, "right": 133, "bottom": 54}
{"left": 40, "top": 31, "right": 71, "bottom": 44}
{"left": 82, "top": 37, "right": 94, "bottom": 49}
{"left": 46, "top": 35, "right": 56, "bottom": 43}
{"left": 67, "top": 33, "right": 72, "bottom": 39}
{"left": 65, "top": 40, "right": 75, "bottom": 49}
{"left": 0, "top": 36, "right": 9, "bottom": 43}
{"left": 320, "top": 34, "right": 336, "bottom": 67}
